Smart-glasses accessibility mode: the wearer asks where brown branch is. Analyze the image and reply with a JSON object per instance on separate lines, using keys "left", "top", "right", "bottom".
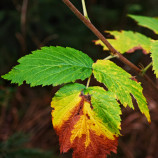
{"left": 18, "top": 0, "right": 28, "bottom": 54}
{"left": 21, "top": 0, "right": 28, "bottom": 38}
{"left": 62, "top": 0, "right": 140, "bottom": 72}
{"left": 62, "top": 0, "right": 158, "bottom": 91}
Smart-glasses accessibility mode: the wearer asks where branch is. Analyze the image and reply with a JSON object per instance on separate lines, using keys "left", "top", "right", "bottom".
{"left": 62, "top": 0, "right": 158, "bottom": 91}
{"left": 62, "top": 0, "right": 140, "bottom": 72}
{"left": 21, "top": 0, "right": 28, "bottom": 38}
{"left": 19, "top": 0, "right": 28, "bottom": 53}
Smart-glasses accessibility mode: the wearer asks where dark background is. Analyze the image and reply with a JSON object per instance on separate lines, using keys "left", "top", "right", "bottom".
{"left": 0, "top": 0, "right": 158, "bottom": 158}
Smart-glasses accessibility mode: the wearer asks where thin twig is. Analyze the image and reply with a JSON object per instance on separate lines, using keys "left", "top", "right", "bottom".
{"left": 21, "top": 0, "right": 28, "bottom": 38}
{"left": 62, "top": 0, "right": 158, "bottom": 91}
{"left": 19, "top": 0, "right": 28, "bottom": 53}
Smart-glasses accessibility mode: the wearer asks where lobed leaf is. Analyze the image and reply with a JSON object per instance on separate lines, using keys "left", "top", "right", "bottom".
{"left": 2, "top": 46, "right": 93, "bottom": 87}
{"left": 95, "top": 30, "right": 152, "bottom": 54}
{"left": 92, "top": 60, "right": 150, "bottom": 122}
{"left": 151, "top": 40, "right": 158, "bottom": 78}
{"left": 51, "top": 83, "right": 121, "bottom": 158}
{"left": 128, "top": 14, "right": 158, "bottom": 34}
{"left": 84, "top": 86, "right": 121, "bottom": 135}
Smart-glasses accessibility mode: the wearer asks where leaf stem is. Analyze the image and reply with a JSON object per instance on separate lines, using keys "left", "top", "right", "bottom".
{"left": 81, "top": 0, "right": 89, "bottom": 20}
{"left": 141, "top": 62, "right": 153, "bottom": 76}
{"left": 86, "top": 74, "right": 92, "bottom": 88}
{"left": 104, "top": 55, "right": 118, "bottom": 60}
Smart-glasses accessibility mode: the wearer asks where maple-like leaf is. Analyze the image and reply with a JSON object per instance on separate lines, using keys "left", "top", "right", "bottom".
{"left": 2, "top": 46, "right": 93, "bottom": 86}
{"left": 128, "top": 14, "right": 158, "bottom": 34}
{"left": 151, "top": 41, "right": 158, "bottom": 78}
{"left": 51, "top": 83, "right": 121, "bottom": 158}
{"left": 95, "top": 30, "right": 152, "bottom": 54}
{"left": 92, "top": 60, "right": 150, "bottom": 122}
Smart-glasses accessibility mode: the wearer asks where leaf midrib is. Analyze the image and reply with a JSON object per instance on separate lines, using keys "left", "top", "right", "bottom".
{"left": 16, "top": 64, "right": 92, "bottom": 69}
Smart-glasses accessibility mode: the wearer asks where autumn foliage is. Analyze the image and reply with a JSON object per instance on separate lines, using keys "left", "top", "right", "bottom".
{"left": 2, "top": 3, "right": 158, "bottom": 158}
{"left": 51, "top": 84, "right": 119, "bottom": 158}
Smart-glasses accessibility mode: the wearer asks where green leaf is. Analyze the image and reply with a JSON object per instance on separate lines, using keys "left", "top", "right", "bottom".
{"left": 95, "top": 31, "right": 152, "bottom": 54}
{"left": 151, "top": 40, "right": 158, "bottom": 78}
{"left": 2, "top": 46, "right": 93, "bottom": 86}
{"left": 129, "top": 14, "right": 158, "bottom": 34}
{"left": 84, "top": 86, "right": 121, "bottom": 135}
{"left": 92, "top": 60, "right": 150, "bottom": 122}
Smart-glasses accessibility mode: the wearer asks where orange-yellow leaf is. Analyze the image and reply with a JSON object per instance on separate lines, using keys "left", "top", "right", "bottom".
{"left": 51, "top": 83, "right": 121, "bottom": 158}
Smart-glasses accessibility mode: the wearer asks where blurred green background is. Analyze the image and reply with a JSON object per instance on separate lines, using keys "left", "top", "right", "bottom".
{"left": 0, "top": 0, "right": 158, "bottom": 158}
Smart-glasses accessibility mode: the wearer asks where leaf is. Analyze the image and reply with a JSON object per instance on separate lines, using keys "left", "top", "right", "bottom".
{"left": 83, "top": 86, "right": 121, "bottom": 135}
{"left": 151, "top": 40, "right": 158, "bottom": 78}
{"left": 128, "top": 14, "right": 158, "bottom": 34}
{"left": 51, "top": 83, "right": 121, "bottom": 158}
{"left": 2, "top": 46, "right": 93, "bottom": 87}
{"left": 92, "top": 60, "right": 150, "bottom": 122}
{"left": 95, "top": 31, "right": 152, "bottom": 54}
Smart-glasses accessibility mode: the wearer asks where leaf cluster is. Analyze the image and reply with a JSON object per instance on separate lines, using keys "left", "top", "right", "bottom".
{"left": 1, "top": 43, "right": 151, "bottom": 157}
{"left": 1, "top": 4, "right": 157, "bottom": 157}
